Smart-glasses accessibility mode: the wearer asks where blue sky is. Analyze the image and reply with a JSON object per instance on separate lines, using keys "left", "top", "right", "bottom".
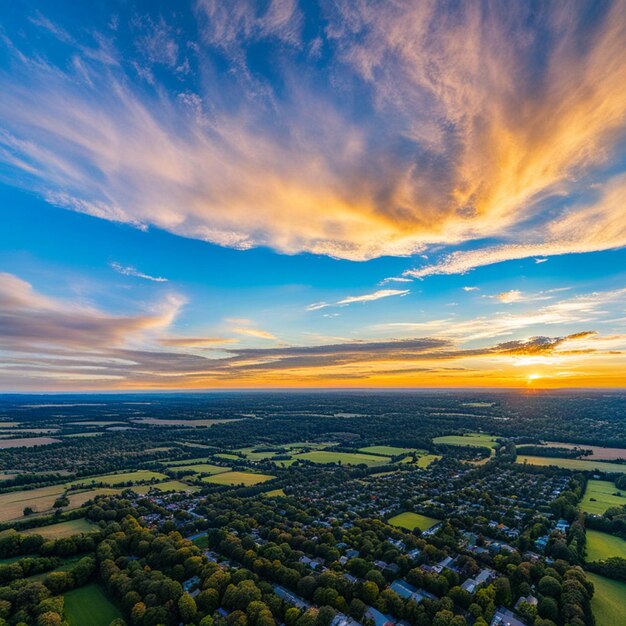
{"left": 0, "top": 1, "right": 625, "bottom": 390}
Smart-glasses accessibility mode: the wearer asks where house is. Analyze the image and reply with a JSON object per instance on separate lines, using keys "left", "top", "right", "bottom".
{"left": 365, "top": 607, "right": 395, "bottom": 626}
{"left": 273, "top": 585, "right": 311, "bottom": 610}
{"left": 515, "top": 595, "right": 538, "bottom": 610}
{"left": 182, "top": 576, "right": 200, "bottom": 592}
{"left": 535, "top": 536, "right": 549, "bottom": 551}
{"left": 331, "top": 614, "right": 361, "bottom": 626}
{"left": 490, "top": 608, "right": 526, "bottom": 626}
{"left": 555, "top": 519, "right": 570, "bottom": 532}
{"left": 406, "top": 548, "right": 422, "bottom": 560}
{"left": 346, "top": 549, "right": 360, "bottom": 559}
{"left": 390, "top": 581, "right": 436, "bottom": 604}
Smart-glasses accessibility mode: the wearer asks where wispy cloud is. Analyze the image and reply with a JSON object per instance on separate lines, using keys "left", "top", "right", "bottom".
{"left": 1, "top": 2, "right": 625, "bottom": 262}
{"left": 307, "top": 289, "right": 409, "bottom": 311}
{"left": 232, "top": 327, "right": 277, "bottom": 340}
{"left": 463, "top": 286, "right": 479, "bottom": 292}
{"left": 110, "top": 262, "right": 168, "bottom": 282}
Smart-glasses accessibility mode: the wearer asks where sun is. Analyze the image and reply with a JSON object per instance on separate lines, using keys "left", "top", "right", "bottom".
{"left": 527, "top": 373, "right": 541, "bottom": 384}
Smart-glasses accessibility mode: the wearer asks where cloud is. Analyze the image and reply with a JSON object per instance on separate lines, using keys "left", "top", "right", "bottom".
{"left": 0, "top": 272, "right": 182, "bottom": 350}
{"left": 232, "top": 327, "right": 277, "bottom": 340}
{"left": 110, "top": 262, "right": 168, "bottom": 282}
{"left": 0, "top": 2, "right": 625, "bottom": 261}
{"left": 308, "top": 289, "right": 409, "bottom": 311}
{"left": 463, "top": 286, "right": 479, "bottom": 292}
{"left": 495, "top": 290, "right": 523, "bottom": 304}
{"left": 159, "top": 336, "right": 235, "bottom": 347}
{"left": 0, "top": 274, "right": 623, "bottom": 389}
{"left": 534, "top": 258, "right": 548, "bottom": 264}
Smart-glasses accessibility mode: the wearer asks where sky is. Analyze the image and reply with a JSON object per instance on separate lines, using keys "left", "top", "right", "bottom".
{"left": 0, "top": 0, "right": 625, "bottom": 391}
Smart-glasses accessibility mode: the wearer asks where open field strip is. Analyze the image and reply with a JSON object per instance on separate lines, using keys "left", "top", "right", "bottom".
{"left": 433, "top": 433, "right": 500, "bottom": 450}
{"left": 133, "top": 480, "right": 199, "bottom": 493}
{"left": 64, "top": 583, "right": 122, "bottom": 626}
{"left": 67, "top": 470, "right": 167, "bottom": 487}
{"left": 132, "top": 417, "right": 245, "bottom": 427}
{"left": 168, "top": 463, "right": 231, "bottom": 474}
{"left": 263, "top": 488, "right": 286, "bottom": 497}
{"left": 0, "top": 437, "right": 61, "bottom": 448}
{"left": 517, "top": 456, "right": 626, "bottom": 474}
{"left": 23, "top": 518, "right": 97, "bottom": 539}
{"left": 293, "top": 450, "right": 388, "bottom": 466}
{"left": 586, "top": 529, "right": 626, "bottom": 562}
{"left": 388, "top": 512, "right": 439, "bottom": 531}
{"left": 586, "top": 572, "right": 626, "bottom": 626}
{"left": 543, "top": 442, "right": 626, "bottom": 461}
{"left": 359, "top": 445, "right": 422, "bottom": 456}
{"left": 202, "top": 471, "right": 275, "bottom": 486}
{"left": 581, "top": 480, "right": 626, "bottom": 515}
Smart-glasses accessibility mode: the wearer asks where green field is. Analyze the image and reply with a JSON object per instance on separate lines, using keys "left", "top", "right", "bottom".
{"left": 388, "top": 512, "right": 439, "bottom": 531}
{"left": 202, "top": 471, "right": 275, "bottom": 486}
{"left": 586, "top": 529, "right": 626, "bottom": 562}
{"left": 23, "top": 518, "right": 97, "bottom": 539}
{"left": 359, "top": 445, "right": 420, "bottom": 456}
{"left": 586, "top": 572, "right": 626, "bottom": 626}
{"left": 294, "top": 450, "right": 388, "bottom": 466}
{"left": 263, "top": 488, "right": 286, "bottom": 497}
{"left": 582, "top": 480, "right": 626, "bottom": 515}
{"left": 133, "top": 480, "right": 199, "bottom": 494}
{"left": 517, "top": 456, "right": 626, "bottom": 474}
{"left": 408, "top": 454, "right": 441, "bottom": 468}
{"left": 64, "top": 583, "right": 122, "bottom": 626}
{"left": 68, "top": 470, "right": 168, "bottom": 487}
{"left": 168, "top": 463, "right": 231, "bottom": 475}
{"left": 433, "top": 433, "right": 500, "bottom": 451}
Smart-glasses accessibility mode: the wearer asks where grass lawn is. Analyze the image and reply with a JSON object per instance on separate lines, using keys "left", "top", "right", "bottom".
{"left": 23, "top": 518, "right": 97, "bottom": 539}
{"left": 133, "top": 480, "right": 199, "bottom": 494}
{"left": 168, "top": 463, "right": 230, "bottom": 475}
{"left": 433, "top": 433, "right": 500, "bottom": 451}
{"left": 263, "top": 488, "right": 286, "bottom": 497}
{"left": 359, "top": 445, "right": 419, "bottom": 456}
{"left": 192, "top": 534, "right": 209, "bottom": 549}
{"left": 0, "top": 485, "right": 65, "bottom": 522}
{"left": 235, "top": 447, "right": 282, "bottom": 460}
{"left": 517, "top": 456, "right": 626, "bottom": 474}
{"left": 202, "top": 471, "right": 275, "bottom": 486}
{"left": 67, "top": 470, "right": 167, "bottom": 487}
{"left": 582, "top": 480, "right": 626, "bottom": 515}
{"left": 388, "top": 512, "right": 439, "bottom": 531}
{"left": 586, "top": 530, "right": 626, "bottom": 562}
{"left": 586, "top": 572, "right": 626, "bottom": 626}
{"left": 294, "top": 450, "right": 388, "bottom": 466}
{"left": 64, "top": 583, "right": 122, "bottom": 626}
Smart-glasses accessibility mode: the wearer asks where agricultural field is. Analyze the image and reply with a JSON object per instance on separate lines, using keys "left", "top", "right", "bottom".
{"left": 543, "top": 442, "right": 626, "bottom": 461}
{"left": 433, "top": 433, "right": 500, "bottom": 451}
{"left": 586, "top": 572, "right": 626, "bottom": 626}
{"left": 359, "top": 445, "right": 419, "bottom": 456}
{"left": 517, "top": 456, "right": 626, "bottom": 474}
{"left": 235, "top": 447, "right": 281, "bottom": 461}
{"left": 168, "top": 463, "right": 231, "bottom": 475}
{"left": 581, "top": 480, "right": 626, "bottom": 515}
{"left": 131, "top": 417, "right": 244, "bottom": 427}
{"left": 202, "top": 471, "right": 275, "bottom": 486}
{"left": 293, "top": 450, "right": 388, "bottom": 466}
{"left": 0, "top": 437, "right": 61, "bottom": 448}
{"left": 410, "top": 454, "right": 441, "bottom": 468}
{"left": 23, "top": 518, "right": 97, "bottom": 539}
{"left": 133, "top": 480, "right": 199, "bottom": 494}
{"left": 67, "top": 470, "right": 167, "bottom": 487}
{"left": 64, "top": 583, "right": 122, "bottom": 626}
{"left": 388, "top": 512, "right": 439, "bottom": 531}
{"left": 586, "top": 529, "right": 626, "bottom": 562}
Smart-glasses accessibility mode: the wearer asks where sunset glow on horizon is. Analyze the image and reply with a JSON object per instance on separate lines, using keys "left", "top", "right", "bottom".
{"left": 0, "top": 0, "right": 625, "bottom": 391}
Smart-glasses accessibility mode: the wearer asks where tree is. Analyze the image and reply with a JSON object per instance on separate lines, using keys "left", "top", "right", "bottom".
{"left": 538, "top": 576, "right": 562, "bottom": 598}
{"left": 178, "top": 593, "right": 198, "bottom": 623}
{"left": 538, "top": 597, "right": 558, "bottom": 622}
{"left": 361, "top": 581, "right": 379, "bottom": 604}
{"left": 23, "top": 507, "right": 35, "bottom": 516}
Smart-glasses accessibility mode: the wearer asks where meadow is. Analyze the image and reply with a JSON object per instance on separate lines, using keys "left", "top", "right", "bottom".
{"left": 294, "top": 450, "right": 388, "bottom": 466}
{"left": 168, "top": 463, "right": 231, "bottom": 475}
{"left": 64, "top": 583, "right": 122, "bottom": 626}
{"left": 543, "top": 442, "right": 626, "bottom": 461}
{"left": 433, "top": 433, "right": 500, "bottom": 451}
{"left": 133, "top": 480, "right": 199, "bottom": 493}
{"left": 23, "top": 518, "right": 97, "bottom": 539}
{"left": 586, "top": 529, "right": 626, "bottom": 562}
{"left": 202, "top": 471, "right": 275, "bottom": 486}
{"left": 359, "top": 445, "right": 419, "bottom": 456}
{"left": 517, "top": 456, "right": 626, "bottom": 474}
{"left": 581, "top": 480, "right": 626, "bottom": 515}
{"left": 388, "top": 512, "right": 439, "bottom": 531}
{"left": 263, "top": 488, "right": 286, "bottom": 497}
{"left": 586, "top": 572, "right": 626, "bottom": 626}
{"left": 132, "top": 417, "right": 244, "bottom": 427}
{"left": 67, "top": 470, "right": 167, "bottom": 487}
